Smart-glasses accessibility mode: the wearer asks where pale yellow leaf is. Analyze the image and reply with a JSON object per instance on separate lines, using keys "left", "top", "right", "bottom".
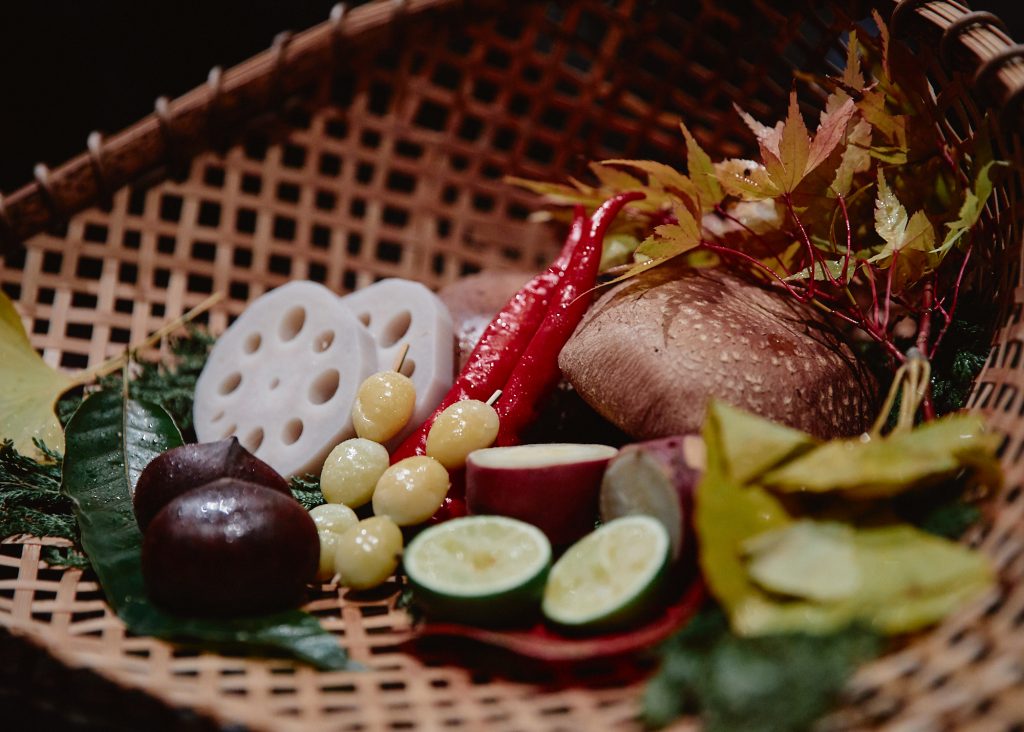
{"left": 680, "top": 122, "right": 724, "bottom": 208}
{"left": 715, "top": 159, "right": 778, "bottom": 200}
{"left": 0, "top": 290, "right": 74, "bottom": 455}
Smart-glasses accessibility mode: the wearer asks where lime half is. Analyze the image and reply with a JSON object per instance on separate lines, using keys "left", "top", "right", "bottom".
{"left": 542, "top": 515, "right": 670, "bottom": 632}
{"left": 405, "top": 515, "right": 552, "bottom": 626}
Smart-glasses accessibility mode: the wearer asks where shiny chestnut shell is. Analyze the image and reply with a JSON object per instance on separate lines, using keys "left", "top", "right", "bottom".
{"left": 134, "top": 437, "right": 290, "bottom": 532}
{"left": 141, "top": 478, "right": 318, "bottom": 616}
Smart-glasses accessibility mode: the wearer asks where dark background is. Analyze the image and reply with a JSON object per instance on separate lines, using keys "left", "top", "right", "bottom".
{"left": 1, "top": 1, "right": 1021, "bottom": 194}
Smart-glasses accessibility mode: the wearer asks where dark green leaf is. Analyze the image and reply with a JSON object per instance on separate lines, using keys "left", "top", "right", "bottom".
{"left": 644, "top": 610, "right": 880, "bottom": 732}
{"left": 290, "top": 474, "right": 326, "bottom": 511}
{"left": 63, "top": 389, "right": 350, "bottom": 670}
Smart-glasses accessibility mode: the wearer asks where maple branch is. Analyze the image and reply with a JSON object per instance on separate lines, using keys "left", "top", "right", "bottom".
{"left": 784, "top": 194, "right": 824, "bottom": 298}
{"left": 915, "top": 278, "right": 934, "bottom": 355}
{"left": 928, "top": 243, "right": 973, "bottom": 359}
{"left": 700, "top": 242, "right": 811, "bottom": 302}
{"left": 881, "top": 249, "right": 897, "bottom": 332}
{"left": 836, "top": 194, "right": 853, "bottom": 287}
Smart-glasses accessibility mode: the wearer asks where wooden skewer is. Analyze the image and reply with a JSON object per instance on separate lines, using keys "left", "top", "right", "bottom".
{"left": 392, "top": 343, "right": 410, "bottom": 373}
{"left": 486, "top": 389, "right": 502, "bottom": 406}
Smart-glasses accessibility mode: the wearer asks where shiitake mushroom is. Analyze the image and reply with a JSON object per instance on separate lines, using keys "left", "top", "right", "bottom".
{"left": 141, "top": 478, "right": 319, "bottom": 616}
{"left": 134, "top": 437, "right": 290, "bottom": 531}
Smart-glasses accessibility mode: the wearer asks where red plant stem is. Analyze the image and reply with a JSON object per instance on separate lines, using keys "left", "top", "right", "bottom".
{"left": 836, "top": 194, "right": 853, "bottom": 285}
{"left": 784, "top": 194, "right": 827, "bottom": 294}
{"left": 928, "top": 243, "right": 974, "bottom": 359}
{"left": 881, "top": 248, "right": 897, "bottom": 331}
{"left": 913, "top": 277, "right": 937, "bottom": 421}
{"left": 701, "top": 242, "right": 811, "bottom": 302}
{"left": 916, "top": 279, "right": 934, "bottom": 355}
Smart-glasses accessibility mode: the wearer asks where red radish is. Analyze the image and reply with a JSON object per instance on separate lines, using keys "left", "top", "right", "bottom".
{"left": 598, "top": 435, "right": 704, "bottom": 560}
{"left": 465, "top": 443, "right": 617, "bottom": 546}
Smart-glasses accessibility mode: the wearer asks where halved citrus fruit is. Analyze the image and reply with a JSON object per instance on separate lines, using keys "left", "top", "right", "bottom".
{"left": 404, "top": 515, "right": 552, "bottom": 626}
{"left": 542, "top": 515, "right": 670, "bottom": 632}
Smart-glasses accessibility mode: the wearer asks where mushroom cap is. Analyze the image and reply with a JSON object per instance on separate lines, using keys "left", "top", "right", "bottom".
{"left": 558, "top": 267, "right": 878, "bottom": 440}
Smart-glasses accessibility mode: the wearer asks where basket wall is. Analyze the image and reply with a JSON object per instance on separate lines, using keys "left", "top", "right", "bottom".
{"left": 1, "top": 0, "right": 1024, "bottom": 729}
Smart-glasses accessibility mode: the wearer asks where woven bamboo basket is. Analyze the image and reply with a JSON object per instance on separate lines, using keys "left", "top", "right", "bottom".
{"left": 1, "top": 0, "right": 1023, "bottom": 729}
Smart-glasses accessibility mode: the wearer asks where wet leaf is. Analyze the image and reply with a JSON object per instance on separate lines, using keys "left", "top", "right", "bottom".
{"left": 504, "top": 176, "right": 605, "bottom": 208}
{"left": 868, "top": 172, "right": 936, "bottom": 285}
{"left": 761, "top": 413, "right": 1000, "bottom": 499}
{"left": 715, "top": 159, "right": 777, "bottom": 201}
{"left": 599, "top": 233, "right": 640, "bottom": 271}
{"left": 589, "top": 161, "right": 645, "bottom": 192}
{"left": 697, "top": 404, "right": 995, "bottom": 638}
{"left": 636, "top": 203, "right": 702, "bottom": 259}
{"left": 0, "top": 290, "right": 75, "bottom": 457}
{"left": 63, "top": 388, "right": 350, "bottom": 669}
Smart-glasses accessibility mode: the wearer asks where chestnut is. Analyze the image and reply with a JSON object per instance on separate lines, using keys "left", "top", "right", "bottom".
{"left": 141, "top": 478, "right": 319, "bottom": 616}
{"left": 134, "top": 437, "right": 290, "bottom": 532}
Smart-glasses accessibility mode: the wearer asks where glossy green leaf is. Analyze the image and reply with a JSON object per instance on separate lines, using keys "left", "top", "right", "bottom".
{"left": 761, "top": 413, "right": 1000, "bottom": 499}
{"left": 62, "top": 389, "right": 349, "bottom": 670}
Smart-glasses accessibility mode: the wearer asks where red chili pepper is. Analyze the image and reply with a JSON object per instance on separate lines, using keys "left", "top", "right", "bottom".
{"left": 493, "top": 191, "right": 645, "bottom": 446}
{"left": 390, "top": 206, "right": 587, "bottom": 464}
